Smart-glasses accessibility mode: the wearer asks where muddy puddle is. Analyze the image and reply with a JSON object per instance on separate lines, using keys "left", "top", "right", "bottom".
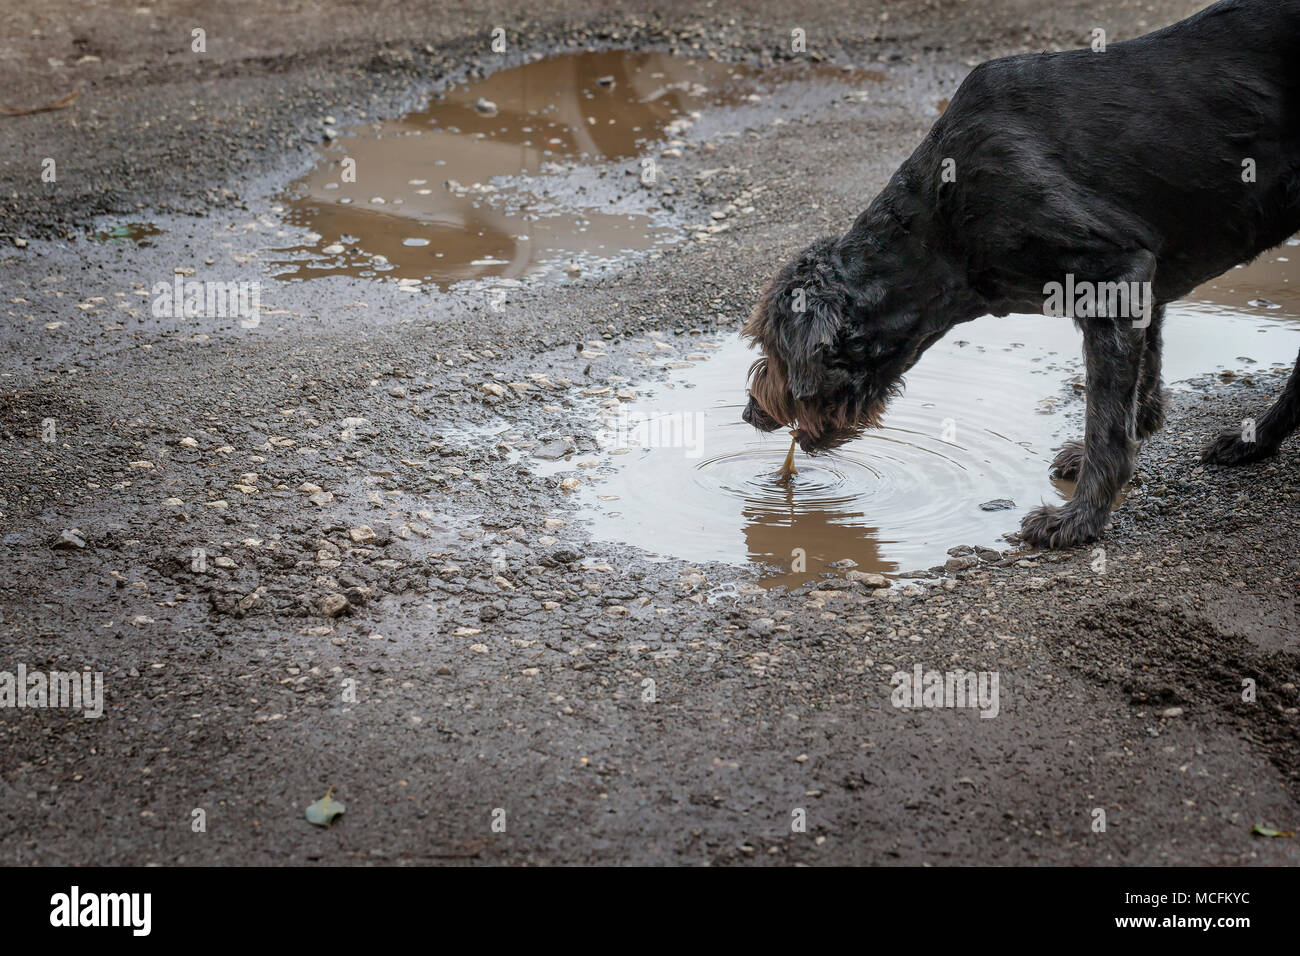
{"left": 269, "top": 50, "right": 871, "bottom": 286}
{"left": 547, "top": 244, "right": 1300, "bottom": 587}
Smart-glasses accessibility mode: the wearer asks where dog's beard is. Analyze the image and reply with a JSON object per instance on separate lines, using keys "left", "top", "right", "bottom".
{"left": 791, "top": 397, "right": 887, "bottom": 453}
{"left": 745, "top": 356, "right": 892, "bottom": 453}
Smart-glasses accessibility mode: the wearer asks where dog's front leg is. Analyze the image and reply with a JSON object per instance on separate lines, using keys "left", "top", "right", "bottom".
{"left": 1021, "top": 317, "right": 1146, "bottom": 548}
{"left": 1049, "top": 303, "right": 1165, "bottom": 482}
{"left": 1134, "top": 305, "right": 1166, "bottom": 439}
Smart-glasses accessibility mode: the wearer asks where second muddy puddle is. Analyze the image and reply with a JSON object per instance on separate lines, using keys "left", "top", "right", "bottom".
{"left": 541, "top": 246, "right": 1300, "bottom": 587}
{"left": 271, "top": 50, "right": 872, "bottom": 286}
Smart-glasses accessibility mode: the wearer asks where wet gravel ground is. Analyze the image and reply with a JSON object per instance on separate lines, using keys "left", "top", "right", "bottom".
{"left": 2, "top": 0, "right": 1298, "bottom": 865}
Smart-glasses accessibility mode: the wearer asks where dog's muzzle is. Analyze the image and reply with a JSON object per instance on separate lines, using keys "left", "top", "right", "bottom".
{"left": 742, "top": 396, "right": 783, "bottom": 431}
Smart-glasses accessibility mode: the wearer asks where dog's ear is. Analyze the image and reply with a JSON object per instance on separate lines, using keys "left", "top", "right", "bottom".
{"left": 766, "top": 239, "right": 883, "bottom": 400}
{"left": 778, "top": 282, "right": 842, "bottom": 399}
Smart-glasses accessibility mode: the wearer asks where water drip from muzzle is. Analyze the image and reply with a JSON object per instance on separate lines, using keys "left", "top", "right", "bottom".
{"left": 773, "top": 433, "right": 799, "bottom": 481}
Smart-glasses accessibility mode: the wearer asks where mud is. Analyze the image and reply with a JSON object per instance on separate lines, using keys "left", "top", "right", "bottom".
{"left": 1, "top": 0, "right": 1298, "bottom": 867}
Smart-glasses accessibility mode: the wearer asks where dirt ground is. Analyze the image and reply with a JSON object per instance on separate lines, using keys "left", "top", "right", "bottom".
{"left": 2, "top": 0, "right": 1298, "bottom": 865}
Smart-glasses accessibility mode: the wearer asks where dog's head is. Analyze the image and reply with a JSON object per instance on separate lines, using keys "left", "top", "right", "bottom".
{"left": 743, "top": 235, "right": 941, "bottom": 453}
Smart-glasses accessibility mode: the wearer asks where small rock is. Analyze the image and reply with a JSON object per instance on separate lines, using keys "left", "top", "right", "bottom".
{"left": 532, "top": 439, "right": 572, "bottom": 461}
{"left": 53, "top": 529, "right": 86, "bottom": 550}
{"left": 318, "top": 594, "right": 350, "bottom": 617}
{"left": 979, "top": 499, "right": 1016, "bottom": 511}
{"left": 349, "top": 525, "right": 377, "bottom": 544}
{"left": 1160, "top": 706, "right": 1184, "bottom": 718}
{"left": 846, "top": 570, "right": 891, "bottom": 588}
{"left": 474, "top": 97, "right": 498, "bottom": 116}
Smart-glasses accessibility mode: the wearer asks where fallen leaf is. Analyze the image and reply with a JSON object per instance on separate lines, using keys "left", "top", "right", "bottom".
{"left": 0, "top": 89, "right": 79, "bottom": 116}
{"left": 1250, "top": 824, "right": 1293, "bottom": 838}
{"left": 305, "top": 786, "right": 346, "bottom": 827}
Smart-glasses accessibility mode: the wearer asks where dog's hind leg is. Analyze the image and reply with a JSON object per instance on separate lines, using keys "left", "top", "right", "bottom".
{"left": 1049, "top": 440, "right": 1085, "bottom": 481}
{"left": 1023, "top": 253, "right": 1155, "bottom": 547}
{"left": 1202, "top": 347, "right": 1300, "bottom": 465}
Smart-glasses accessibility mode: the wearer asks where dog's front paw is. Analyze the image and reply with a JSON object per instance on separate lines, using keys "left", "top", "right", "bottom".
{"left": 1019, "top": 503, "right": 1105, "bottom": 550}
{"left": 1200, "top": 429, "right": 1275, "bottom": 466}
{"left": 1049, "top": 440, "right": 1085, "bottom": 481}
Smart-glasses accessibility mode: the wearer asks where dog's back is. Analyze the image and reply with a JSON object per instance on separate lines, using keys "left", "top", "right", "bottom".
{"left": 906, "top": 0, "right": 1300, "bottom": 302}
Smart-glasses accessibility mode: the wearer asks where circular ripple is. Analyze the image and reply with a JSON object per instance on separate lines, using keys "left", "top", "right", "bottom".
{"left": 695, "top": 422, "right": 1020, "bottom": 523}
{"left": 573, "top": 333, "right": 1070, "bottom": 581}
{"left": 693, "top": 449, "right": 881, "bottom": 509}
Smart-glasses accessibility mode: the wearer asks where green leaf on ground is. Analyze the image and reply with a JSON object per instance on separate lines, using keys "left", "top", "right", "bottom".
{"left": 305, "top": 787, "right": 346, "bottom": 827}
{"left": 1250, "top": 824, "right": 1293, "bottom": 838}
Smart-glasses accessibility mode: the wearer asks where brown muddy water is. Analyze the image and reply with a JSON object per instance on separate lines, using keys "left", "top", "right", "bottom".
{"left": 270, "top": 50, "right": 873, "bottom": 286}
{"left": 544, "top": 245, "right": 1300, "bottom": 588}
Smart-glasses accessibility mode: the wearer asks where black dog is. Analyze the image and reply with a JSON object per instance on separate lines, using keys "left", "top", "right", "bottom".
{"left": 743, "top": 0, "right": 1300, "bottom": 548}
